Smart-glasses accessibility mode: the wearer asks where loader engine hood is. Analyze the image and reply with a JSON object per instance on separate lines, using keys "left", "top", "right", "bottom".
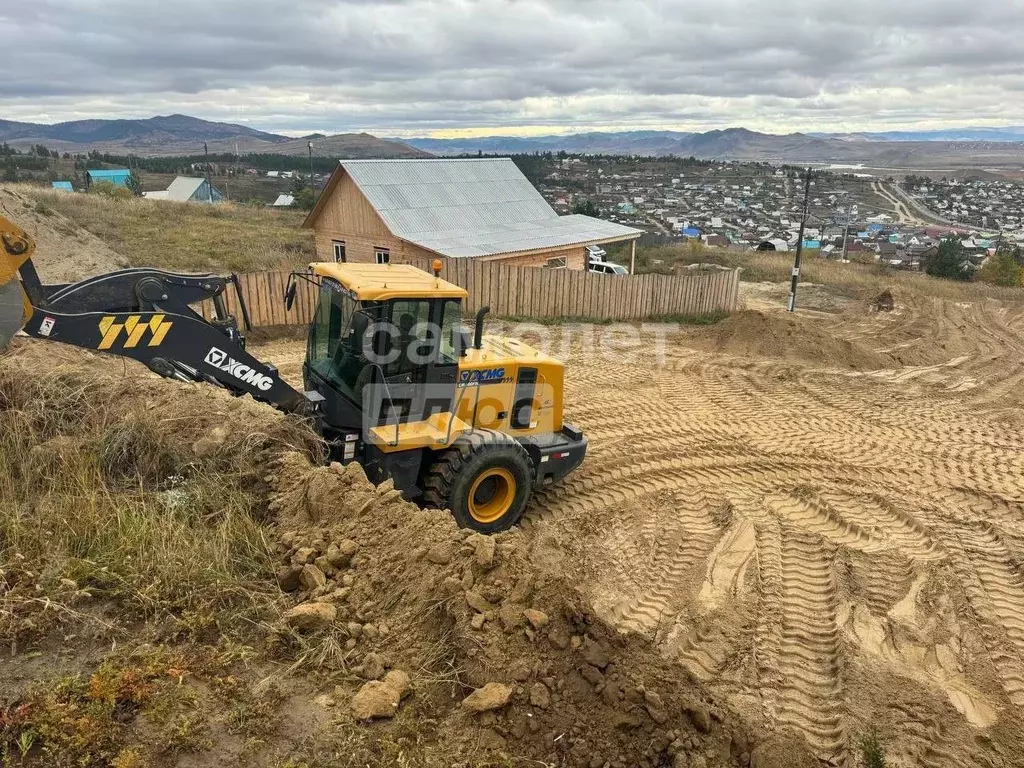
{"left": 455, "top": 335, "right": 565, "bottom": 436}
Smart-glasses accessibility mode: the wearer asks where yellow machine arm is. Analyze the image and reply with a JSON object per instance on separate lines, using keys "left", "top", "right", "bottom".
{"left": 0, "top": 214, "right": 34, "bottom": 349}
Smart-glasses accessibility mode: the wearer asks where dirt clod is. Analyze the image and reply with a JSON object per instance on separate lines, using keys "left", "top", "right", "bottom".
{"left": 299, "top": 564, "right": 327, "bottom": 591}
{"left": 524, "top": 608, "right": 550, "bottom": 629}
{"left": 462, "top": 682, "right": 514, "bottom": 713}
{"left": 350, "top": 670, "right": 410, "bottom": 720}
{"left": 582, "top": 639, "right": 612, "bottom": 669}
{"left": 530, "top": 681, "right": 551, "bottom": 709}
{"left": 465, "top": 590, "right": 493, "bottom": 613}
{"left": 684, "top": 702, "right": 712, "bottom": 734}
{"left": 281, "top": 602, "right": 337, "bottom": 632}
{"left": 426, "top": 543, "right": 453, "bottom": 564}
{"left": 277, "top": 565, "right": 302, "bottom": 592}
{"left": 474, "top": 535, "right": 497, "bottom": 568}
{"left": 360, "top": 652, "right": 386, "bottom": 680}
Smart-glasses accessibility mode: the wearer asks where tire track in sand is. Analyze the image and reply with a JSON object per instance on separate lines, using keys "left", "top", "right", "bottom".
{"left": 951, "top": 522, "right": 1024, "bottom": 708}
{"left": 772, "top": 528, "right": 847, "bottom": 764}
{"left": 597, "top": 489, "right": 722, "bottom": 635}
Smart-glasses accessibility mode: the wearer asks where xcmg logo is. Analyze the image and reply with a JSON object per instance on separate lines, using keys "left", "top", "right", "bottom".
{"left": 458, "top": 367, "right": 512, "bottom": 388}
{"left": 204, "top": 347, "right": 274, "bottom": 391}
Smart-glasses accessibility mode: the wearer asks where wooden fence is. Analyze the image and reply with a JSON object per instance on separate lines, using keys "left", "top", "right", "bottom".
{"left": 202, "top": 259, "right": 741, "bottom": 329}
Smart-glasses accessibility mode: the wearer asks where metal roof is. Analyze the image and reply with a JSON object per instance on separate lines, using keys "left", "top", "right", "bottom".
{"left": 409, "top": 214, "right": 643, "bottom": 258}
{"left": 51, "top": 181, "right": 73, "bottom": 191}
{"left": 336, "top": 158, "right": 642, "bottom": 258}
{"left": 165, "top": 176, "right": 207, "bottom": 202}
{"left": 86, "top": 169, "right": 130, "bottom": 184}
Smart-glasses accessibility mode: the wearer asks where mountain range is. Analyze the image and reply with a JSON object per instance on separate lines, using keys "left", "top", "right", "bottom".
{"left": 814, "top": 127, "right": 1024, "bottom": 142}
{"left": 400, "top": 127, "right": 1024, "bottom": 168}
{"left": 401, "top": 128, "right": 839, "bottom": 159}
{"left": 3, "top": 114, "right": 1024, "bottom": 168}
{"left": 0, "top": 114, "right": 427, "bottom": 159}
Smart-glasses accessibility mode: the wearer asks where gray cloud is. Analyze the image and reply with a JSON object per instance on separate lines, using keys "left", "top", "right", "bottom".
{"left": 2, "top": 0, "right": 1023, "bottom": 134}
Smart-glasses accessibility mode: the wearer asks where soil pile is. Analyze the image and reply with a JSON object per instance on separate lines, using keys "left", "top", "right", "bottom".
{"left": 0, "top": 185, "right": 126, "bottom": 283}
{"left": 268, "top": 452, "right": 808, "bottom": 767}
{"left": 690, "top": 310, "right": 892, "bottom": 370}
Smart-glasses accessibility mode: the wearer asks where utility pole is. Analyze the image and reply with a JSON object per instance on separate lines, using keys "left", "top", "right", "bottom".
{"left": 204, "top": 141, "right": 213, "bottom": 203}
{"left": 308, "top": 141, "right": 315, "bottom": 195}
{"left": 840, "top": 216, "right": 851, "bottom": 262}
{"left": 788, "top": 167, "right": 813, "bottom": 312}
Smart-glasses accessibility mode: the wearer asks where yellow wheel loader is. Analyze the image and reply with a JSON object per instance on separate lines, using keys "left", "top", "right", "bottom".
{"left": 0, "top": 215, "right": 586, "bottom": 532}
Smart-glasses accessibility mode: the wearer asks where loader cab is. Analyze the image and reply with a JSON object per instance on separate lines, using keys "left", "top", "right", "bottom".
{"left": 302, "top": 263, "right": 469, "bottom": 439}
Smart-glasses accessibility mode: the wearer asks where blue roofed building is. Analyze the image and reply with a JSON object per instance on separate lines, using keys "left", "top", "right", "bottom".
{"left": 802, "top": 239, "right": 821, "bottom": 250}
{"left": 51, "top": 181, "right": 73, "bottom": 192}
{"left": 86, "top": 169, "right": 131, "bottom": 188}
{"left": 682, "top": 227, "right": 701, "bottom": 238}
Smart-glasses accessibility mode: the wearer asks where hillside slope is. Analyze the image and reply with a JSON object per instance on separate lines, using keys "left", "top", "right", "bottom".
{"left": 0, "top": 114, "right": 428, "bottom": 159}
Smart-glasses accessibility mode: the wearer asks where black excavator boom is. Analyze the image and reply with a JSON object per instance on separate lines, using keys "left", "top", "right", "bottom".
{"left": 2, "top": 213, "right": 317, "bottom": 416}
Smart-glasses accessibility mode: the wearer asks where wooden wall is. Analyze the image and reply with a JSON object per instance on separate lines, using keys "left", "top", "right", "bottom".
{"left": 201, "top": 260, "right": 741, "bottom": 328}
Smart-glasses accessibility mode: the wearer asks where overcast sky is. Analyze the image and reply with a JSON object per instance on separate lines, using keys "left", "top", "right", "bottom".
{"left": 3, "top": 0, "right": 1023, "bottom": 136}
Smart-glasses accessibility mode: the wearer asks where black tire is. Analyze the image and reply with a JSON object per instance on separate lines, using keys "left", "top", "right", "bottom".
{"left": 423, "top": 429, "right": 533, "bottom": 533}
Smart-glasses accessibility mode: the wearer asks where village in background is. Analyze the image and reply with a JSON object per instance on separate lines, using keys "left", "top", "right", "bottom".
{"left": 4, "top": 113, "right": 1024, "bottom": 287}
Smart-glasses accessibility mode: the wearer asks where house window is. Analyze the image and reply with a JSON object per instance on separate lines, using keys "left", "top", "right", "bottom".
{"left": 333, "top": 241, "right": 346, "bottom": 262}
{"left": 375, "top": 247, "right": 390, "bottom": 264}
{"left": 544, "top": 255, "right": 567, "bottom": 269}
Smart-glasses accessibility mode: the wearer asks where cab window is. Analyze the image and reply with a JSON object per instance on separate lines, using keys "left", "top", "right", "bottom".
{"left": 308, "top": 281, "right": 366, "bottom": 398}
{"left": 387, "top": 299, "right": 432, "bottom": 377}
{"left": 439, "top": 299, "right": 463, "bottom": 363}
{"left": 309, "top": 281, "right": 354, "bottom": 372}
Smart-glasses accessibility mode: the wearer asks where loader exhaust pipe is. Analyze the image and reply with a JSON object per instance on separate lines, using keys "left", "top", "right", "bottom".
{"left": 473, "top": 306, "right": 490, "bottom": 350}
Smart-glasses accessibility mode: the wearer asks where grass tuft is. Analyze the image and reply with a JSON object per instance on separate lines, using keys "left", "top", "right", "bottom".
{"left": 859, "top": 729, "right": 888, "bottom": 768}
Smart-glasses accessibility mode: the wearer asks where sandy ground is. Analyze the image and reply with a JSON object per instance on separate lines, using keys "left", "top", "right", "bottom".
{"left": 0, "top": 186, "right": 126, "bottom": 283}
{"left": 258, "top": 293, "right": 1024, "bottom": 767}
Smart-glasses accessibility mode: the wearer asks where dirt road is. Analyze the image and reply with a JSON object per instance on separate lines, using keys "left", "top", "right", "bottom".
{"left": 256, "top": 295, "right": 1024, "bottom": 767}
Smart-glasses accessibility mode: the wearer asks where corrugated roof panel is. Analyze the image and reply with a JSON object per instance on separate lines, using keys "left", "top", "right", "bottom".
{"left": 337, "top": 159, "right": 641, "bottom": 258}
{"left": 165, "top": 176, "right": 206, "bottom": 201}
{"left": 411, "top": 215, "right": 643, "bottom": 258}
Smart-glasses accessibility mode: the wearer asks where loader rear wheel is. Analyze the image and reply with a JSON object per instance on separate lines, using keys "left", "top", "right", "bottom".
{"left": 423, "top": 429, "right": 533, "bottom": 533}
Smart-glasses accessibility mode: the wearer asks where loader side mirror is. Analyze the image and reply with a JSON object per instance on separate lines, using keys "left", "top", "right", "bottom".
{"left": 285, "top": 279, "right": 297, "bottom": 311}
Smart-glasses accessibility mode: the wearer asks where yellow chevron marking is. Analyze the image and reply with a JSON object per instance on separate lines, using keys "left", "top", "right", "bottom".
{"left": 149, "top": 319, "right": 172, "bottom": 346}
{"left": 98, "top": 316, "right": 124, "bottom": 350}
{"left": 97, "top": 314, "right": 171, "bottom": 350}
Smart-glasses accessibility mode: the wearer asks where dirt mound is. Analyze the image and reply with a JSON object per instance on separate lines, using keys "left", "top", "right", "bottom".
{"left": 1, "top": 185, "right": 126, "bottom": 283}
{"left": 869, "top": 290, "right": 895, "bottom": 312}
{"left": 267, "top": 452, "right": 803, "bottom": 767}
{"left": 692, "top": 309, "right": 892, "bottom": 370}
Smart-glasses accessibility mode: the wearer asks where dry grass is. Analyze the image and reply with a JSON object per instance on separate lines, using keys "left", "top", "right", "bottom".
{"left": 16, "top": 185, "right": 315, "bottom": 273}
{"left": 0, "top": 343, "right": 321, "bottom": 633}
{"left": 0, "top": 342, "right": 337, "bottom": 766}
{"left": 635, "top": 243, "right": 1024, "bottom": 304}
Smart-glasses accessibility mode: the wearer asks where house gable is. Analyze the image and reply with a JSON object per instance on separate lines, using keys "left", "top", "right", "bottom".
{"left": 304, "top": 167, "right": 391, "bottom": 238}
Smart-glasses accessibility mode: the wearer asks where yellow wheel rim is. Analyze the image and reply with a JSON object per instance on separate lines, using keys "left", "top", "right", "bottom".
{"left": 468, "top": 467, "right": 515, "bottom": 524}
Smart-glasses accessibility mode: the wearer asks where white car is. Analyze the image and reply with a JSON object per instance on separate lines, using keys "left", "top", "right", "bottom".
{"left": 588, "top": 261, "right": 629, "bottom": 276}
{"left": 586, "top": 245, "right": 608, "bottom": 262}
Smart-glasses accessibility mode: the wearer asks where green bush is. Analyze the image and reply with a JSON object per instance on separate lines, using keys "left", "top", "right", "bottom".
{"left": 925, "top": 238, "right": 972, "bottom": 282}
{"left": 976, "top": 248, "right": 1022, "bottom": 287}
{"left": 89, "top": 180, "right": 133, "bottom": 201}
